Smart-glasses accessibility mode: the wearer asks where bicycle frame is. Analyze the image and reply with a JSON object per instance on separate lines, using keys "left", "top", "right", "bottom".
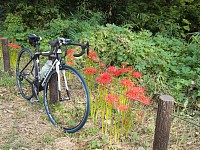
{"left": 20, "top": 50, "right": 69, "bottom": 101}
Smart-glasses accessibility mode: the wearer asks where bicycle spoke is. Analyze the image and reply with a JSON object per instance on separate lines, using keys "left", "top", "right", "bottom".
{"left": 44, "top": 65, "right": 89, "bottom": 133}
{"left": 16, "top": 48, "right": 34, "bottom": 100}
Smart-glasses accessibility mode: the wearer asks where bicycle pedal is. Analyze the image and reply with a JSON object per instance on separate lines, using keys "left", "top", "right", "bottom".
{"left": 30, "top": 98, "right": 39, "bottom": 104}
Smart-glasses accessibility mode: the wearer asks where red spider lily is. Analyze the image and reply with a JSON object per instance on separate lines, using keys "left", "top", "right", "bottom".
{"left": 107, "top": 66, "right": 122, "bottom": 76}
{"left": 85, "top": 67, "right": 97, "bottom": 75}
{"left": 107, "top": 66, "right": 117, "bottom": 74}
{"left": 120, "top": 78, "right": 135, "bottom": 88}
{"left": 66, "top": 60, "right": 74, "bottom": 66}
{"left": 132, "top": 71, "right": 142, "bottom": 78}
{"left": 105, "top": 94, "right": 119, "bottom": 104}
{"left": 91, "top": 56, "right": 100, "bottom": 62}
{"left": 67, "top": 55, "right": 75, "bottom": 59}
{"left": 8, "top": 43, "right": 20, "bottom": 49}
{"left": 119, "top": 68, "right": 129, "bottom": 74}
{"left": 138, "top": 96, "right": 151, "bottom": 105}
{"left": 114, "top": 69, "right": 122, "bottom": 76}
{"left": 97, "top": 72, "right": 112, "bottom": 85}
{"left": 88, "top": 51, "right": 100, "bottom": 62}
{"left": 131, "top": 87, "right": 145, "bottom": 95}
{"left": 126, "top": 90, "right": 138, "bottom": 101}
{"left": 66, "top": 49, "right": 74, "bottom": 55}
{"left": 126, "top": 87, "right": 145, "bottom": 101}
{"left": 88, "top": 51, "right": 97, "bottom": 58}
{"left": 117, "top": 104, "right": 128, "bottom": 111}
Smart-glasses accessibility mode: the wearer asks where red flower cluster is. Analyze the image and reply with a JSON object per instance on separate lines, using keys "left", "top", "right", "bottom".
{"left": 88, "top": 51, "right": 96, "bottom": 58}
{"left": 107, "top": 66, "right": 117, "bottom": 74}
{"left": 132, "top": 71, "right": 142, "bottom": 78}
{"left": 131, "top": 87, "right": 145, "bottom": 95}
{"left": 88, "top": 51, "right": 100, "bottom": 62}
{"left": 107, "top": 66, "right": 130, "bottom": 77}
{"left": 105, "top": 94, "right": 119, "bottom": 104}
{"left": 66, "top": 49, "right": 74, "bottom": 55}
{"left": 120, "top": 78, "right": 135, "bottom": 88}
{"left": 119, "top": 68, "right": 129, "bottom": 74}
{"left": 117, "top": 104, "right": 128, "bottom": 111}
{"left": 85, "top": 67, "right": 97, "bottom": 75}
{"left": 8, "top": 43, "right": 20, "bottom": 49}
{"left": 126, "top": 87, "right": 151, "bottom": 105}
{"left": 66, "top": 60, "right": 74, "bottom": 66}
{"left": 126, "top": 87, "right": 145, "bottom": 99}
{"left": 66, "top": 49, "right": 75, "bottom": 66}
{"left": 97, "top": 72, "right": 112, "bottom": 85}
{"left": 107, "top": 66, "right": 122, "bottom": 76}
{"left": 138, "top": 96, "right": 151, "bottom": 105}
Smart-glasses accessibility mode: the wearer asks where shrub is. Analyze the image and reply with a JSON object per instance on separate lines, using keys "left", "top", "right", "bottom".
{"left": 79, "top": 24, "right": 199, "bottom": 111}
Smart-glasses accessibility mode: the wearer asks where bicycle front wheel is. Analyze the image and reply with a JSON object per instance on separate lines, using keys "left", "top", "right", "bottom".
{"left": 16, "top": 48, "right": 34, "bottom": 100}
{"left": 44, "top": 65, "right": 90, "bottom": 133}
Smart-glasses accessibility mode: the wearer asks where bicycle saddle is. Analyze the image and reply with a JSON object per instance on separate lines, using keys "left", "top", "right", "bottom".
{"left": 28, "top": 34, "right": 42, "bottom": 47}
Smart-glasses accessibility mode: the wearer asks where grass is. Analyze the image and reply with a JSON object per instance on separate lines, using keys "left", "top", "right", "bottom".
{"left": 0, "top": 57, "right": 199, "bottom": 149}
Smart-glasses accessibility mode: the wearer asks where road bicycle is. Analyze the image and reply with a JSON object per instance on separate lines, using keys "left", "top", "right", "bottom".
{"left": 16, "top": 34, "right": 90, "bottom": 133}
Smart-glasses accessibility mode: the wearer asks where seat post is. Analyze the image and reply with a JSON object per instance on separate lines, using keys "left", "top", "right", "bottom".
{"left": 34, "top": 41, "right": 40, "bottom": 52}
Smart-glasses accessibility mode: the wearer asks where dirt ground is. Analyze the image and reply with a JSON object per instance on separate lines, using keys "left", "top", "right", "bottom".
{"left": 0, "top": 85, "right": 199, "bottom": 150}
{"left": 0, "top": 86, "right": 141, "bottom": 150}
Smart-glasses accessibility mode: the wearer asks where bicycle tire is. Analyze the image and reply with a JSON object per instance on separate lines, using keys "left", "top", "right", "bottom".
{"left": 44, "top": 65, "right": 90, "bottom": 133}
{"left": 16, "top": 48, "right": 34, "bottom": 100}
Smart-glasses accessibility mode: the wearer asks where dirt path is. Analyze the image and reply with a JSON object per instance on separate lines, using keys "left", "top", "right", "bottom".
{"left": 0, "top": 86, "right": 88, "bottom": 149}
{"left": 0, "top": 86, "right": 136, "bottom": 150}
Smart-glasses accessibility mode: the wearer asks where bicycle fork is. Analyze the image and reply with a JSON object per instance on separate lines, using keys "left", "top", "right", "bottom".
{"left": 55, "top": 61, "right": 70, "bottom": 101}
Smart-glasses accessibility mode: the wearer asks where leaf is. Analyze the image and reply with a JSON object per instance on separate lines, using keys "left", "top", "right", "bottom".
{"left": 182, "top": 19, "right": 191, "bottom": 25}
{"left": 183, "top": 25, "right": 190, "bottom": 31}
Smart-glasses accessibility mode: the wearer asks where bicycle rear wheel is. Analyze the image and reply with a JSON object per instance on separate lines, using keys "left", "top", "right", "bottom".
{"left": 16, "top": 48, "right": 34, "bottom": 100}
{"left": 44, "top": 65, "right": 90, "bottom": 133}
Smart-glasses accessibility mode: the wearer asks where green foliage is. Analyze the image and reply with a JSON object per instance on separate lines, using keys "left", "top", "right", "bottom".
{"left": 1, "top": 0, "right": 199, "bottom": 39}
{"left": 120, "top": 0, "right": 200, "bottom": 38}
{"left": 79, "top": 24, "right": 199, "bottom": 110}
{"left": 3, "top": 13, "right": 25, "bottom": 40}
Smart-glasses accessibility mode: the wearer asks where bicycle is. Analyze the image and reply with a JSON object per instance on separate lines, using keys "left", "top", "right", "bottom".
{"left": 16, "top": 34, "right": 90, "bottom": 133}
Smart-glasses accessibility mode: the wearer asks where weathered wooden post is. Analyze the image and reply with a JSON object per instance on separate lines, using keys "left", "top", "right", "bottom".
{"left": 1, "top": 38, "right": 11, "bottom": 74}
{"left": 49, "top": 56, "right": 58, "bottom": 103}
{"left": 153, "top": 95, "right": 174, "bottom": 150}
{"left": 49, "top": 72, "right": 58, "bottom": 103}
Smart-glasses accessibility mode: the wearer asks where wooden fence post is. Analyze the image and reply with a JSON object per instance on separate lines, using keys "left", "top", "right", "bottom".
{"left": 153, "top": 95, "right": 174, "bottom": 150}
{"left": 49, "top": 57, "right": 58, "bottom": 103}
{"left": 1, "top": 38, "right": 11, "bottom": 74}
